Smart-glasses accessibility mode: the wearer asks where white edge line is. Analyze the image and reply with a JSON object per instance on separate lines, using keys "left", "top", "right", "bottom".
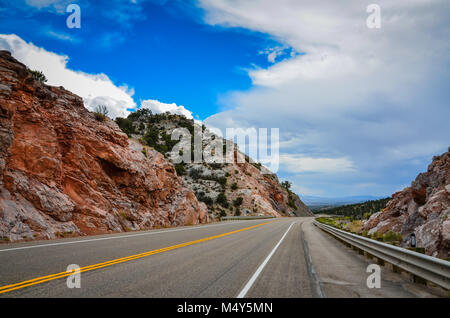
{"left": 0, "top": 220, "right": 262, "bottom": 253}
{"left": 237, "top": 221, "right": 297, "bottom": 298}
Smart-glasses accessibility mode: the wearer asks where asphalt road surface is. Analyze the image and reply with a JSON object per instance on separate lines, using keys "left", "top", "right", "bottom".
{"left": 0, "top": 218, "right": 443, "bottom": 297}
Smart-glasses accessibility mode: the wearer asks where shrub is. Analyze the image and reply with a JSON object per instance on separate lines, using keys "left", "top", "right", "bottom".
{"left": 143, "top": 126, "right": 160, "bottom": 148}
{"left": 287, "top": 195, "right": 297, "bottom": 209}
{"left": 128, "top": 108, "right": 152, "bottom": 121}
{"left": 233, "top": 197, "right": 243, "bottom": 207}
{"left": 251, "top": 162, "right": 262, "bottom": 170}
{"left": 383, "top": 231, "right": 402, "bottom": 243}
{"left": 94, "top": 105, "right": 109, "bottom": 122}
{"left": 281, "top": 181, "right": 292, "bottom": 191}
{"left": 216, "top": 192, "right": 229, "bottom": 208}
{"left": 27, "top": 68, "right": 47, "bottom": 83}
{"left": 142, "top": 147, "right": 148, "bottom": 158}
{"left": 175, "top": 164, "right": 186, "bottom": 176}
{"left": 115, "top": 117, "right": 135, "bottom": 136}
{"left": 189, "top": 168, "right": 202, "bottom": 180}
{"left": 231, "top": 182, "right": 238, "bottom": 191}
{"left": 209, "top": 163, "right": 223, "bottom": 170}
{"left": 201, "top": 196, "right": 214, "bottom": 206}
{"left": 363, "top": 212, "right": 373, "bottom": 220}
{"left": 234, "top": 208, "right": 241, "bottom": 216}
{"left": 217, "top": 176, "right": 227, "bottom": 187}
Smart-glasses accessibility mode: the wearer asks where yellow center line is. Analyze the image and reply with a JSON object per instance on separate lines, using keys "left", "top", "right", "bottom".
{"left": 0, "top": 220, "right": 275, "bottom": 294}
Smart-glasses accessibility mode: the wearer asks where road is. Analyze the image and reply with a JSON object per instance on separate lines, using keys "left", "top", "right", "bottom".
{"left": 0, "top": 217, "right": 442, "bottom": 297}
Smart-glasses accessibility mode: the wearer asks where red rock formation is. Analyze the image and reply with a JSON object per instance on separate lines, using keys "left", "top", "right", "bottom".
{"left": 0, "top": 51, "right": 208, "bottom": 242}
{"left": 363, "top": 149, "right": 450, "bottom": 258}
{"left": 118, "top": 112, "right": 313, "bottom": 218}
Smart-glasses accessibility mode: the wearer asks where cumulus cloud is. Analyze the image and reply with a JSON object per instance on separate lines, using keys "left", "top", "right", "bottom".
{"left": 201, "top": 0, "right": 450, "bottom": 196}
{"left": 259, "top": 46, "right": 291, "bottom": 64}
{"left": 280, "top": 154, "right": 355, "bottom": 174}
{"left": 141, "top": 99, "right": 193, "bottom": 119}
{"left": 0, "top": 34, "right": 135, "bottom": 118}
{"left": 25, "top": 0, "right": 73, "bottom": 13}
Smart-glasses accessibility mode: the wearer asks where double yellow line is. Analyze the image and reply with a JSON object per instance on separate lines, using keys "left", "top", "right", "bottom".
{"left": 0, "top": 221, "right": 273, "bottom": 295}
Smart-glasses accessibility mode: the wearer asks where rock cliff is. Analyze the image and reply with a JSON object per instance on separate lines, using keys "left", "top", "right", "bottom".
{"left": 363, "top": 148, "right": 450, "bottom": 258}
{"left": 114, "top": 110, "right": 313, "bottom": 219}
{"left": 0, "top": 51, "right": 208, "bottom": 242}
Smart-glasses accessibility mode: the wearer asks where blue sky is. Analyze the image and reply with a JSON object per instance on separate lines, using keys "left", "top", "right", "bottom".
{"left": 0, "top": 0, "right": 281, "bottom": 119}
{"left": 0, "top": 0, "right": 449, "bottom": 198}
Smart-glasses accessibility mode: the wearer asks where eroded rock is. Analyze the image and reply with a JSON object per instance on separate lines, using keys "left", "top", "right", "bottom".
{"left": 0, "top": 50, "right": 208, "bottom": 241}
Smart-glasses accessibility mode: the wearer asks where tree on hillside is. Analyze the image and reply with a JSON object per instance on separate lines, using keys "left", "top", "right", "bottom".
{"left": 281, "top": 181, "right": 292, "bottom": 191}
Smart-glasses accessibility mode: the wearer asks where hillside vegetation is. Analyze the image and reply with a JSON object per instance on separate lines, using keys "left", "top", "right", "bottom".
{"left": 114, "top": 110, "right": 313, "bottom": 220}
{"left": 313, "top": 197, "right": 391, "bottom": 219}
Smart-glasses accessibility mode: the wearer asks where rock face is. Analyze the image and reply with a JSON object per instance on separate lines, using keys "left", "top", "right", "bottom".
{"left": 115, "top": 111, "right": 313, "bottom": 219}
{"left": 364, "top": 149, "right": 450, "bottom": 258}
{"left": 0, "top": 51, "right": 208, "bottom": 242}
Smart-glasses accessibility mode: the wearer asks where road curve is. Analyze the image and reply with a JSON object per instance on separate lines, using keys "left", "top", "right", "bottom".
{"left": 0, "top": 218, "right": 442, "bottom": 297}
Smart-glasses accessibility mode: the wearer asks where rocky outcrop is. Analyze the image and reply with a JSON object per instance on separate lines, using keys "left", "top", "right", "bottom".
{"left": 115, "top": 111, "right": 313, "bottom": 219}
{"left": 0, "top": 51, "right": 208, "bottom": 242}
{"left": 364, "top": 149, "right": 450, "bottom": 258}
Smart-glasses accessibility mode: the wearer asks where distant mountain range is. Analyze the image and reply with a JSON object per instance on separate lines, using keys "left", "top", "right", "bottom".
{"left": 301, "top": 195, "right": 386, "bottom": 207}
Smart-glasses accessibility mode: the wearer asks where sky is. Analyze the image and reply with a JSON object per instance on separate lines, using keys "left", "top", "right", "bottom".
{"left": 0, "top": 0, "right": 449, "bottom": 198}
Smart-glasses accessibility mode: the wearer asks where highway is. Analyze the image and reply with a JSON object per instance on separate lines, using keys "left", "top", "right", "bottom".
{"left": 0, "top": 218, "right": 442, "bottom": 298}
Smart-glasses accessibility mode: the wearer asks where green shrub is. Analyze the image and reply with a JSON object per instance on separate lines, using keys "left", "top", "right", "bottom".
{"left": 189, "top": 168, "right": 202, "bottom": 180}
{"left": 128, "top": 108, "right": 152, "bottom": 121}
{"left": 175, "top": 164, "right": 186, "bottom": 176}
{"left": 281, "top": 181, "right": 292, "bottom": 191}
{"left": 209, "top": 163, "right": 223, "bottom": 170}
{"left": 383, "top": 231, "right": 402, "bottom": 243}
{"left": 216, "top": 192, "right": 229, "bottom": 208}
{"left": 115, "top": 117, "right": 136, "bottom": 136}
{"left": 196, "top": 191, "right": 214, "bottom": 206}
{"left": 143, "top": 126, "right": 160, "bottom": 148}
{"left": 233, "top": 197, "right": 243, "bottom": 207}
{"left": 94, "top": 105, "right": 109, "bottom": 122}
{"left": 27, "top": 68, "right": 47, "bottom": 83}
{"left": 231, "top": 182, "right": 238, "bottom": 191}
{"left": 251, "top": 162, "right": 262, "bottom": 170}
{"left": 217, "top": 176, "right": 227, "bottom": 187}
{"left": 287, "top": 194, "right": 297, "bottom": 209}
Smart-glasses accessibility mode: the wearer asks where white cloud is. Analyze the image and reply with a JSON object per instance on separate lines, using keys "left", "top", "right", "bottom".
{"left": 141, "top": 99, "right": 193, "bottom": 119}
{"left": 45, "top": 30, "right": 80, "bottom": 43}
{"left": 201, "top": 0, "right": 450, "bottom": 196}
{"left": 280, "top": 154, "right": 355, "bottom": 174}
{"left": 25, "top": 0, "right": 72, "bottom": 13}
{"left": 259, "top": 46, "right": 289, "bottom": 63}
{"left": 0, "top": 34, "right": 135, "bottom": 118}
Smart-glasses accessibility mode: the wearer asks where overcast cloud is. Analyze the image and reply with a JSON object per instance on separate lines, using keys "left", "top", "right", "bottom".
{"left": 201, "top": 0, "right": 450, "bottom": 196}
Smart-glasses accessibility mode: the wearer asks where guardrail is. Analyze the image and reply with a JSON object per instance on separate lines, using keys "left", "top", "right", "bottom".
{"left": 221, "top": 215, "right": 276, "bottom": 221}
{"left": 314, "top": 221, "right": 450, "bottom": 290}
